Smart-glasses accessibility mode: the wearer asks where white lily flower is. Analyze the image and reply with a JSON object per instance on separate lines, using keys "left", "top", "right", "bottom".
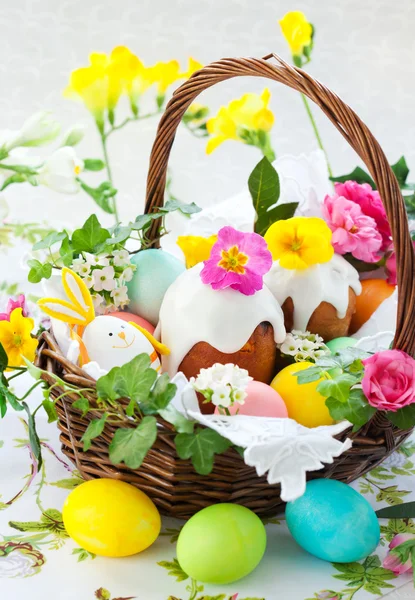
{"left": 37, "top": 147, "right": 84, "bottom": 194}
{"left": 5, "top": 112, "right": 61, "bottom": 150}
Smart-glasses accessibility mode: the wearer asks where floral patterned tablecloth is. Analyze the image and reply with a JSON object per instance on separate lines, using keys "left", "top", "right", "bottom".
{"left": 1, "top": 376, "right": 414, "bottom": 600}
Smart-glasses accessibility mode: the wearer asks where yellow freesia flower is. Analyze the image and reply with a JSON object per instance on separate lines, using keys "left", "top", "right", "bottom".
{"left": 64, "top": 52, "right": 109, "bottom": 122}
{"left": 182, "top": 57, "right": 203, "bottom": 78}
{"left": 206, "top": 89, "right": 274, "bottom": 154}
{"left": 279, "top": 11, "right": 313, "bottom": 57}
{"left": 264, "top": 217, "right": 334, "bottom": 270}
{"left": 177, "top": 235, "right": 217, "bottom": 268}
{"left": 0, "top": 308, "right": 38, "bottom": 369}
{"left": 152, "top": 60, "right": 181, "bottom": 94}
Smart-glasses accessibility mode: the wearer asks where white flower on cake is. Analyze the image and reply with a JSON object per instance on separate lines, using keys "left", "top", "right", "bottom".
{"left": 37, "top": 147, "right": 84, "bottom": 194}
{"left": 112, "top": 249, "right": 130, "bottom": 266}
{"left": 93, "top": 266, "right": 116, "bottom": 292}
{"left": 191, "top": 363, "right": 252, "bottom": 413}
{"left": 279, "top": 330, "right": 330, "bottom": 363}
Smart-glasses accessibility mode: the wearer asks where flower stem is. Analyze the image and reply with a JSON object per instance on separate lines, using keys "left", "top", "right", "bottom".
{"left": 300, "top": 93, "right": 333, "bottom": 178}
{"left": 99, "top": 132, "right": 119, "bottom": 224}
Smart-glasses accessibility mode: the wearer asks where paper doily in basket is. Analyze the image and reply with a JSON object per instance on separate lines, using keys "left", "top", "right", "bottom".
{"left": 171, "top": 373, "right": 352, "bottom": 503}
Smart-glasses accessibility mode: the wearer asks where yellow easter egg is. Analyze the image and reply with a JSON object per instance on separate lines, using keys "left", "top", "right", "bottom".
{"left": 271, "top": 362, "right": 334, "bottom": 428}
{"left": 62, "top": 478, "right": 161, "bottom": 557}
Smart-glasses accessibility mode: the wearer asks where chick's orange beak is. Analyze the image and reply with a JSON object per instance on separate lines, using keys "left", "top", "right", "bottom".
{"left": 118, "top": 331, "right": 126, "bottom": 340}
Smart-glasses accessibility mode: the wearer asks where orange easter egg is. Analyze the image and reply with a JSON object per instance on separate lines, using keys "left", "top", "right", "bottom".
{"left": 110, "top": 311, "right": 155, "bottom": 335}
{"left": 349, "top": 279, "right": 395, "bottom": 334}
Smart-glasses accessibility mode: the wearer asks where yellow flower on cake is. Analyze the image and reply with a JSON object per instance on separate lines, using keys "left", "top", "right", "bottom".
{"left": 0, "top": 308, "right": 38, "bottom": 369}
{"left": 177, "top": 235, "right": 217, "bottom": 268}
{"left": 265, "top": 217, "right": 334, "bottom": 270}
{"left": 206, "top": 88, "right": 274, "bottom": 154}
{"left": 279, "top": 11, "right": 313, "bottom": 58}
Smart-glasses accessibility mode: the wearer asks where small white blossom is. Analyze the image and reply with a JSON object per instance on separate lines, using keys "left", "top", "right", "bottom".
{"left": 93, "top": 266, "right": 115, "bottom": 292}
{"left": 211, "top": 383, "right": 231, "bottom": 408}
{"left": 71, "top": 256, "right": 85, "bottom": 274}
{"left": 110, "top": 285, "right": 129, "bottom": 307}
{"left": 233, "top": 389, "right": 247, "bottom": 405}
{"left": 84, "top": 252, "right": 110, "bottom": 267}
{"left": 77, "top": 263, "right": 91, "bottom": 277}
{"left": 112, "top": 249, "right": 130, "bottom": 267}
{"left": 120, "top": 266, "right": 134, "bottom": 283}
{"left": 279, "top": 330, "right": 330, "bottom": 363}
{"left": 83, "top": 274, "right": 94, "bottom": 289}
{"left": 92, "top": 293, "right": 104, "bottom": 311}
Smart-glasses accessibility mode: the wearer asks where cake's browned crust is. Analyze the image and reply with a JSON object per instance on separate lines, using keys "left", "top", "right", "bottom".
{"left": 179, "top": 322, "right": 277, "bottom": 413}
{"left": 281, "top": 287, "right": 357, "bottom": 342}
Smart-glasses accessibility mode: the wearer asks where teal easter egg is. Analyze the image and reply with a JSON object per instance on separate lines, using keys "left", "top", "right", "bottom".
{"left": 326, "top": 337, "right": 357, "bottom": 354}
{"left": 177, "top": 504, "right": 267, "bottom": 584}
{"left": 286, "top": 480, "right": 380, "bottom": 563}
{"left": 126, "top": 249, "right": 185, "bottom": 325}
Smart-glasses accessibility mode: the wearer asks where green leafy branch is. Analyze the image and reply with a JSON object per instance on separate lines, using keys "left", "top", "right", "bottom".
{"left": 248, "top": 157, "right": 298, "bottom": 236}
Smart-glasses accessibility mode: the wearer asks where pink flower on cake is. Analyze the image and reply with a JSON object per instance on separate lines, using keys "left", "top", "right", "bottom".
{"left": 383, "top": 533, "right": 415, "bottom": 575}
{"left": 322, "top": 195, "right": 382, "bottom": 262}
{"left": 0, "top": 294, "right": 27, "bottom": 321}
{"left": 362, "top": 349, "right": 415, "bottom": 412}
{"left": 200, "top": 226, "right": 272, "bottom": 295}
{"left": 335, "top": 181, "right": 391, "bottom": 250}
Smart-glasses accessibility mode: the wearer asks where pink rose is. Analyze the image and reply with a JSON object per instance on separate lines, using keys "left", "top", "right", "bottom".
{"left": 322, "top": 195, "right": 383, "bottom": 262}
{"left": 362, "top": 350, "right": 415, "bottom": 412}
{"left": 385, "top": 239, "right": 415, "bottom": 285}
{"left": 335, "top": 181, "right": 391, "bottom": 251}
{"left": 383, "top": 533, "right": 415, "bottom": 575}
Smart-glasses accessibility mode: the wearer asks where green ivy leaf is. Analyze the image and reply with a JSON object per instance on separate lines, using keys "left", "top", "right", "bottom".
{"left": 159, "top": 198, "right": 202, "bottom": 217}
{"left": 79, "top": 181, "right": 116, "bottom": 214}
{"left": 0, "top": 343, "right": 8, "bottom": 372}
{"left": 114, "top": 355, "right": 157, "bottom": 403}
{"left": 326, "top": 388, "right": 376, "bottom": 427}
{"left": 42, "top": 399, "right": 58, "bottom": 423}
{"left": 71, "top": 214, "right": 111, "bottom": 253}
{"left": 248, "top": 157, "right": 280, "bottom": 234}
{"left": 72, "top": 396, "right": 90, "bottom": 417}
{"left": 27, "top": 259, "right": 52, "bottom": 283}
{"left": 158, "top": 403, "right": 194, "bottom": 434}
{"left": 330, "top": 167, "right": 376, "bottom": 189}
{"left": 106, "top": 226, "right": 132, "bottom": 246}
{"left": 129, "top": 214, "right": 155, "bottom": 231}
{"left": 175, "top": 428, "right": 232, "bottom": 475}
{"left": 32, "top": 231, "right": 67, "bottom": 251}
{"left": 386, "top": 405, "right": 415, "bottom": 430}
{"left": 294, "top": 366, "right": 324, "bottom": 384}
{"left": 317, "top": 374, "right": 358, "bottom": 403}
{"left": 81, "top": 413, "right": 108, "bottom": 451}
{"left": 0, "top": 380, "right": 24, "bottom": 411}
{"left": 157, "top": 558, "right": 189, "bottom": 582}
{"left": 83, "top": 158, "right": 105, "bottom": 171}
{"left": 109, "top": 416, "right": 157, "bottom": 469}
{"left": 391, "top": 156, "right": 410, "bottom": 187}
{"left": 59, "top": 235, "right": 73, "bottom": 267}
{"left": 140, "top": 373, "right": 177, "bottom": 415}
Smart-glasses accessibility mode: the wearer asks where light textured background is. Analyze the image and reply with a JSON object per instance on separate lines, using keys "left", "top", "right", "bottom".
{"left": 0, "top": 0, "right": 414, "bottom": 232}
{"left": 0, "top": 3, "right": 414, "bottom": 598}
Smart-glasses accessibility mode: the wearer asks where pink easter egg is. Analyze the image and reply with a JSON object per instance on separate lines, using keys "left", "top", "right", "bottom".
{"left": 109, "top": 311, "right": 155, "bottom": 335}
{"left": 215, "top": 381, "right": 288, "bottom": 418}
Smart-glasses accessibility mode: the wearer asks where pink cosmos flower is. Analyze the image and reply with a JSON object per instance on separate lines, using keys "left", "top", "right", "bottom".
{"left": 200, "top": 226, "right": 272, "bottom": 296}
{"left": 0, "top": 294, "right": 27, "bottom": 321}
{"left": 322, "top": 195, "right": 383, "bottom": 262}
{"left": 362, "top": 349, "right": 415, "bottom": 412}
{"left": 316, "top": 592, "right": 341, "bottom": 600}
{"left": 335, "top": 181, "right": 391, "bottom": 250}
{"left": 383, "top": 533, "right": 415, "bottom": 575}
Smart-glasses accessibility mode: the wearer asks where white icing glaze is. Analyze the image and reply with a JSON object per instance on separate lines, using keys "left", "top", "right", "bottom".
{"left": 263, "top": 254, "right": 362, "bottom": 331}
{"left": 157, "top": 264, "right": 286, "bottom": 376}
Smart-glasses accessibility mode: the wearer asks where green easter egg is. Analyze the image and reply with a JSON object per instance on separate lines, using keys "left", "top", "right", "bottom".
{"left": 177, "top": 504, "right": 266, "bottom": 584}
{"left": 126, "top": 249, "right": 185, "bottom": 325}
{"left": 326, "top": 337, "right": 357, "bottom": 354}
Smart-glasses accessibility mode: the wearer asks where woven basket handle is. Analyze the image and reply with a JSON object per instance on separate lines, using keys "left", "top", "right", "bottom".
{"left": 145, "top": 53, "right": 415, "bottom": 354}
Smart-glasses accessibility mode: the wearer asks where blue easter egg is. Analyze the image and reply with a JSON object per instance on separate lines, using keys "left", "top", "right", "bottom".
{"left": 286, "top": 479, "right": 380, "bottom": 563}
{"left": 126, "top": 249, "right": 185, "bottom": 325}
{"left": 326, "top": 337, "right": 357, "bottom": 354}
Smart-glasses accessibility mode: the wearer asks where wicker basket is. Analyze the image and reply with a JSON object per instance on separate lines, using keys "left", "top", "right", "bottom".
{"left": 36, "top": 54, "right": 415, "bottom": 520}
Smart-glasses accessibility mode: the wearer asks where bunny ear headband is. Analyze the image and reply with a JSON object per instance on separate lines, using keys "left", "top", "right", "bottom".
{"left": 38, "top": 267, "right": 170, "bottom": 358}
{"left": 38, "top": 267, "right": 95, "bottom": 328}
